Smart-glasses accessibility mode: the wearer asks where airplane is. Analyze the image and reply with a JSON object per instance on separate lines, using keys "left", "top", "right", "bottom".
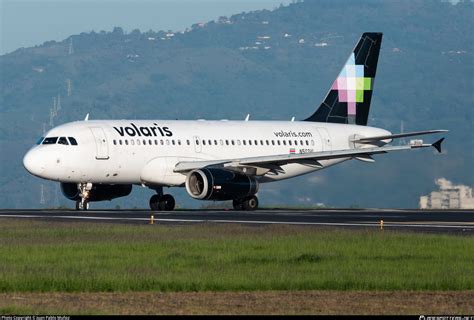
{"left": 23, "top": 32, "right": 447, "bottom": 211}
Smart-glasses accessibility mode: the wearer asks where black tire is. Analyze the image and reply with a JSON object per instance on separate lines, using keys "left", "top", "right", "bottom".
{"left": 76, "top": 200, "right": 89, "bottom": 211}
{"left": 159, "top": 194, "right": 175, "bottom": 211}
{"left": 232, "top": 199, "right": 243, "bottom": 210}
{"left": 149, "top": 194, "right": 161, "bottom": 211}
{"left": 242, "top": 196, "right": 258, "bottom": 211}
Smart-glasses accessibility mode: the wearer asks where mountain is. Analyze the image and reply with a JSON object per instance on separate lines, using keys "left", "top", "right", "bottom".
{"left": 0, "top": 0, "right": 472, "bottom": 209}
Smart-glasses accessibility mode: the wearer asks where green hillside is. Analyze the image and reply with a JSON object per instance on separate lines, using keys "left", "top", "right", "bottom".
{"left": 0, "top": 0, "right": 472, "bottom": 208}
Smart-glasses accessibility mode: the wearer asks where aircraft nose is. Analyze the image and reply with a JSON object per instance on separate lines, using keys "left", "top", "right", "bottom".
{"left": 23, "top": 149, "right": 45, "bottom": 177}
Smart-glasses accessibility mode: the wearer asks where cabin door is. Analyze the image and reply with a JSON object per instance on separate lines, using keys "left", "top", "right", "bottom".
{"left": 90, "top": 127, "right": 110, "bottom": 160}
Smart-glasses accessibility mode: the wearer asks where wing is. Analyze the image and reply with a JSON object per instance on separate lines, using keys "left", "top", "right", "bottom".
{"left": 174, "top": 138, "right": 446, "bottom": 174}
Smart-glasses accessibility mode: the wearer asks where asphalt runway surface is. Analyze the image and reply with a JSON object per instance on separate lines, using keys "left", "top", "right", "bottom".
{"left": 0, "top": 208, "right": 473, "bottom": 234}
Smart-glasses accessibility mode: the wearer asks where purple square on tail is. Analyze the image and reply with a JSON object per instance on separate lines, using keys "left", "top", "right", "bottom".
{"left": 347, "top": 102, "right": 356, "bottom": 115}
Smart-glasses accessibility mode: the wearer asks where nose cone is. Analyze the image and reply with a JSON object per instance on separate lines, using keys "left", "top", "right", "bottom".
{"left": 23, "top": 149, "right": 45, "bottom": 177}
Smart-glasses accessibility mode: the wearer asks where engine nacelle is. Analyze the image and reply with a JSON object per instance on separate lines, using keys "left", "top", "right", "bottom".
{"left": 60, "top": 183, "right": 132, "bottom": 202}
{"left": 185, "top": 168, "right": 258, "bottom": 201}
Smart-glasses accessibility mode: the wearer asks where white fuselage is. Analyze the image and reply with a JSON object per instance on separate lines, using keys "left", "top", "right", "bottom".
{"left": 23, "top": 119, "right": 390, "bottom": 187}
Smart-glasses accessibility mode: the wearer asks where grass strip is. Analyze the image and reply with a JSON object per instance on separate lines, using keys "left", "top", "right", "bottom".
{"left": 0, "top": 219, "right": 472, "bottom": 292}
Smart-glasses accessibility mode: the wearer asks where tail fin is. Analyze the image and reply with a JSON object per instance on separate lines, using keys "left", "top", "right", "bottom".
{"left": 304, "top": 32, "right": 382, "bottom": 126}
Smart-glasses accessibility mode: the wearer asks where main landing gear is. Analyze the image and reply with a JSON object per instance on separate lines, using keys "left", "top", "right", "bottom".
{"left": 148, "top": 187, "right": 258, "bottom": 211}
{"left": 75, "top": 182, "right": 92, "bottom": 211}
{"left": 149, "top": 187, "right": 175, "bottom": 211}
{"left": 233, "top": 195, "right": 259, "bottom": 211}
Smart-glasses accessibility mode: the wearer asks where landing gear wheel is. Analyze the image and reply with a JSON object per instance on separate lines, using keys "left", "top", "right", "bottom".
{"left": 233, "top": 196, "right": 258, "bottom": 211}
{"left": 232, "top": 199, "right": 244, "bottom": 210}
{"left": 149, "top": 194, "right": 161, "bottom": 211}
{"left": 159, "top": 194, "right": 175, "bottom": 211}
{"left": 149, "top": 194, "right": 175, "bottom": 211}
{"left": 76, "top": 200, "right": 89, "bottom": 211}
{"left": 242, "top": 195, "right": 258, "bottom": 211}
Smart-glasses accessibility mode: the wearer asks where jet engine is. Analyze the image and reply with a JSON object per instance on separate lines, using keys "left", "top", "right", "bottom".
{"left": 185, "top": 168, "right": 258, "bottom": 201}
{"left": 60, "top": 183, "right": 132, "bottom": 202}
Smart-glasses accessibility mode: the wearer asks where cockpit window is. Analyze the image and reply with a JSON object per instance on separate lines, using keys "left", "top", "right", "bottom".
{"left": 68, "top": 137, "right": 78, "bottom": 145}
{"left": 58, "top": 137, "right": 69, "bottom": 145}
{"left": 36, "top": 137, "right": 44, "bottom": 145}
{"left": 42, "top": 137, "right": 58, "bottom": 144}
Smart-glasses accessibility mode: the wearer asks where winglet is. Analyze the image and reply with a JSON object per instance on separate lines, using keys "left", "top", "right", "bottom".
{"left": 432, "top": 138, "right": 445, "bottom": 153}
{"left": 84, "top": 113, "right": 90, "bottom": 121}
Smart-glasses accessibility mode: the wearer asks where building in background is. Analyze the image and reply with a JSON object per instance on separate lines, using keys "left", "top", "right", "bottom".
{"left": 420, "top": 178, "right": 474, "bottom": 209}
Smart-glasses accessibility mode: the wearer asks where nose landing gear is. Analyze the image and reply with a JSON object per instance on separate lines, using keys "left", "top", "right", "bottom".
{"left": 75, "top": 182, "right": 92, "bottom": 211}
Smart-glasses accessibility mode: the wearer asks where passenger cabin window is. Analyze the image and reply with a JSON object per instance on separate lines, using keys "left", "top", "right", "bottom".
{"left": 42, "top": 137, "right": 58, "bottom": 145}
{"left": 58, "top": 137, "right": 69, "bottom": 145}
{"left": 68, "top": 137, "right": 78, "bottom": 145}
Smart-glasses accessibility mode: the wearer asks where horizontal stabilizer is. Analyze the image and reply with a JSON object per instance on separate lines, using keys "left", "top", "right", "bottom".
{"left": 352, "top": 130, "right": 448, "bottom": 143}
{"left": 432, "top": 137, "right": 445, "bottom": 153}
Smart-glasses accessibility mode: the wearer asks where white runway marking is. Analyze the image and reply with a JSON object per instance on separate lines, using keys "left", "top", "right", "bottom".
{"left": 0, "top": 214, "right": 473, "bottom": 230}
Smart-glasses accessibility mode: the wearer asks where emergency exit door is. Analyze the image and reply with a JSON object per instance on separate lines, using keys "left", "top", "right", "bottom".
{"left": 317, "top": 128, "right": 332, "bottom": 151}
{"left": 193, "top": 136, "right": 202, "bottom": 153}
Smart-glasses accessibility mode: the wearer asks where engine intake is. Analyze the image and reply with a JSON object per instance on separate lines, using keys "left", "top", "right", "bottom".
{"left": 60, "top": 183, "right": 132, "bottom": 202}
{"left": 185, "top": 168, "right": 258, "bottom": 201}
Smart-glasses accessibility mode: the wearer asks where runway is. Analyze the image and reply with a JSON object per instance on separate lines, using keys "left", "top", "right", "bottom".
{"left": 0, "top": 208, "right": 473, "bottom": 233}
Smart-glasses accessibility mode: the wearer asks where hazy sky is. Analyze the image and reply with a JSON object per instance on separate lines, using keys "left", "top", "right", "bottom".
{"left": 1, "top": 0, "right": 292, "bottom": 55}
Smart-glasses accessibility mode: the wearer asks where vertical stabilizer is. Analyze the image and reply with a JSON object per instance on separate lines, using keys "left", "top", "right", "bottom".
{"left": 304, "top": 33, "right": 382, "bottom": 125}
